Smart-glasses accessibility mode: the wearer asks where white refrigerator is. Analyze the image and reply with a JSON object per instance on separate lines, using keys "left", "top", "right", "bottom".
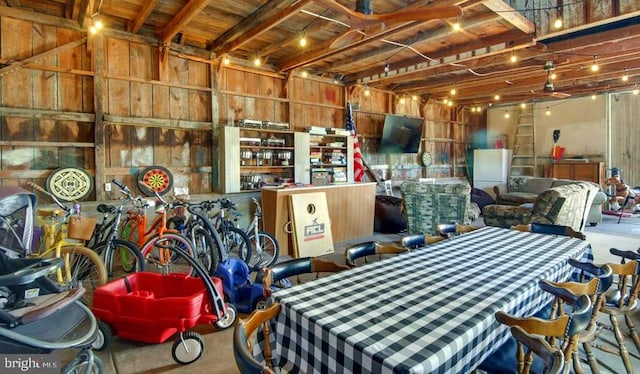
{"left": 473, "top": 149, "right": 512, "bottom": 196}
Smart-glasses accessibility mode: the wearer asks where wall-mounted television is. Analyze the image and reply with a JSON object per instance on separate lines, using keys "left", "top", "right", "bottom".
{"left": 379, "top": 114, "right": 424, "bottom": 154}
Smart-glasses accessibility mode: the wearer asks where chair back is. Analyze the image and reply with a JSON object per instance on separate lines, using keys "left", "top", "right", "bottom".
{"left": 530, "top": 223, "right": 585, "bottom": 240}
{"left": 262, "top": 257, "right": 349, "bottom": 295}
{"left": 510, "top": 325, "right": 565, "bottom": 374}
{"left": 233, "top": 303, "right": 281, "bottom": 374}
{"left": 400, "top": 234, "right": 445, "bottom": 249}
{"left": 436, "top": 223, "right": 478, "bottom": 238}
{"left": 604, "top": 259, "right": 640, "bottom": 309}
{"left": 344, "top": 241, "right": 407, "bottom": 267}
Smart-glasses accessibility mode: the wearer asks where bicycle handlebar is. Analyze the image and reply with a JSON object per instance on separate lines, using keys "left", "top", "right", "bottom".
{"left": 27, "top": 182, "right": 74, "bottom": 214}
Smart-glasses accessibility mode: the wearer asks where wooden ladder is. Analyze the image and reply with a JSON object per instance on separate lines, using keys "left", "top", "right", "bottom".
{"left": 510, "top": 108, "right": 537, "bottom": 176}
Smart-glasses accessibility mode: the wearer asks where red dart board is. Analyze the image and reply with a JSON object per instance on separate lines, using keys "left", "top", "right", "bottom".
{"left": 137, "top": 166, "right": 174, "bottom": 196}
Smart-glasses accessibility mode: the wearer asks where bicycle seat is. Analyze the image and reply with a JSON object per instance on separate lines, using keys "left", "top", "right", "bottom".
{"left": 97, "top": 204, "right": 117, "bottom": 214}
{"left": 37, "top": 208, "right": 64, "bottom": 218}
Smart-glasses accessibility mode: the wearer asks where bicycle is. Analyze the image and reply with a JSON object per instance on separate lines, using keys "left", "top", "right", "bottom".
{"left": 207, "top": 198, "right": 252, "bottom": 264}
{"left": 86, "top": 178, "right": 146, "bottom": 278}
{"left": 26, "top": 182, "right": 107, "bottom": 304}
{"left": 166, "top": 197, "right": 221, "bottom": 275}
{"left": 113, "top": 180, "right": 196, "bottom": 275}
{"left": 230, "top": 197, "right": 279, "bottom": 271}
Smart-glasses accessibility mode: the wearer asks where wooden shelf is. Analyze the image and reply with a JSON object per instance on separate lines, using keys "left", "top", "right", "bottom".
{"left": 240, "top": 165, "right": 294, "bottom": 171}
{"left": 240, "top": 145, "right": 294, "bottom": 150}
{"left": 237, "top": 127, "right": 293, "bottom": 134}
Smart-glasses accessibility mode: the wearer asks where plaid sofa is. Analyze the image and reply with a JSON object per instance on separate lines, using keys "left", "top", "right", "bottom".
{"left": 400, "top": 181, "right": 471, "bottom": 235}
{"left": 483, "top": 181, "right": 600, "bottom": 232}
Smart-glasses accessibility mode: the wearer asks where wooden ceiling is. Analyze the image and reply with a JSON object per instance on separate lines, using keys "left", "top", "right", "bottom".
{"left": 4, "top": 0, "right": 640, "bottom": 106}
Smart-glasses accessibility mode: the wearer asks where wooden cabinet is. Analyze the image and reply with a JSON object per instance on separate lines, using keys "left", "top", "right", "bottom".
{"left": 309, "top": 133, "right": 354, "bottom": 185}
{"left": 221, "top": 125, "right": 307, "bottom": 193}
{"left": 552, "top": 161, "right": 606, "bottom": 189}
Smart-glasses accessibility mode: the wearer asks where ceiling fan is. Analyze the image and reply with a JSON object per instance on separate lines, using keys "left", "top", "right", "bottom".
{"left": 314, "top": 0, "right": 464, "bottom": 48}
{"left": 536, "top": 61, "right": 571, "bottom": 98}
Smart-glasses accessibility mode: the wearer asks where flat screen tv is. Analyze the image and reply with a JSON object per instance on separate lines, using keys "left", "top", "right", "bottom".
{"left": 379, "top": 114, "right": 424, "bottom": 154}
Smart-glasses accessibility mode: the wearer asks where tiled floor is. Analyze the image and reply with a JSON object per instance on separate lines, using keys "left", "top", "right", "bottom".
{"left": 64, "top": 215, "right": 640, "bottom": 373}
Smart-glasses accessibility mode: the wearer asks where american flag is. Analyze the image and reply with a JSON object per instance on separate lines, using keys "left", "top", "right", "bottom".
{"left": 346, "top": 102, "right": 364, "bottom": 182}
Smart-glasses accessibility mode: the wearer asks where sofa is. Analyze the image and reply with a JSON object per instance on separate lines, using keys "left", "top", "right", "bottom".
{"left": 400, "top": 181, "right": 471, "bottom": 235}
{"left": 493, "top": 176, "right": 606, "bottom": 226}
{"left": 483, "top": 181, "right": 600, "bottom": 232}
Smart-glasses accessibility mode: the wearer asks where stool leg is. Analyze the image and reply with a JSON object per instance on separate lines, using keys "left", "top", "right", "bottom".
{"left": 610, "top": 314, "right": 634, "bottom": 373}
{"left": 582, "top": 341, "right": 600, "bottom": 374}
{"left": 624, "top": 314, "right": 640, "bottom": 354}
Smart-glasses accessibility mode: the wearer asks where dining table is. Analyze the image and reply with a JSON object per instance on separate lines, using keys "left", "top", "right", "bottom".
{"left": 270, "top": 226, "right": 594, "bottom": 374}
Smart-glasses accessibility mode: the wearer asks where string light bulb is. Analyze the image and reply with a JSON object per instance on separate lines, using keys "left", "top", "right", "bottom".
{"left": 633, "top": 85, "right": 639, "bottom": 95}
{"left": 622, "top": 70, "right": 629, "bottom": 82}
{"left": 399, "top": 96, "right": 406, "bottom": 105}
{"left": 450, "top": 84, "right": 457, "bottom": 96}
{"left": 223, "top": 56, "right": 230, "bottom": 65}
{"left": 364, "top": 86, "right": 370, "bottom": 97}
{"left": 494, "top": 94, "right": 500, "bottom": 101}
{"left": 443, "top": 99, "right": 449, "bottom": 104}
{"left": 520, "top": 103, "right": 526, "bottom": 109}
{"left": 591, "top": 94, "right": 597, "bottom": 100}
{"left": 476, "top": 106, "right": 482, "bottom": 113}
{"left": 510, "top": 53, "right": 517, "bottom": 64}
{"left": 504, "top": 111, "right": 510, "bottom": 119}
{"left": 452, "top": 19, "right": 461, "bottom": 31}
{"left": 299, "top": 33, "right": 307, "bottom": 47}
{"left": 554, "top": 7, "right": 563, "bottom": 29}
{"left": 545, "top": 108, "right": 551, "bottom": 116}
{"left": 253, "top": 57, "right": 261, "bottom": 66}
{"left": 590, "top": 55, "right": 599, "bottom": 72}
{"left": 470, "top": 107, "right": 476, "bottom": 113}
{"left": 411, "top": 95, "right": 418, "bottom": 101}
{"left": 550, "top": 72, "right": 557, "bottom": 80}
{"left": 447, "top": 101, "right": 453, "bottom": 107}
{"left": 301, "top": 71, "right": 308, "bottom": 78}
{"left": 89, "top": 18, "right": 103, "bottom": 34}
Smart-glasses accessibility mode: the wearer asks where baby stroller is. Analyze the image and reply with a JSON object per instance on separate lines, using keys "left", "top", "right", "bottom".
{"left": 0, "top": 186, "right": 38, "bottom": 257}
{"left": 0, "top": 254, "right": 102, "bottom": 373}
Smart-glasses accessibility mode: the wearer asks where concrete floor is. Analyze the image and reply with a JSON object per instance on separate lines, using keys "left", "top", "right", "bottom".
{"left": 63, "top": 214, "right": 640, "bottom": 373}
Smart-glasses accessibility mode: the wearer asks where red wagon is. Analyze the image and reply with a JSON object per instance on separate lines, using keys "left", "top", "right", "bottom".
{"left": 92, "top": 272, "right": 237, "bottom": 365}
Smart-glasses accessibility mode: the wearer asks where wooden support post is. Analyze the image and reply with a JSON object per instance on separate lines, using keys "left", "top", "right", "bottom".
{"left": 92, "top": 33, "right": 107, "bottom": 200}
{"left": 210, "top": 52, "right": 221, "bottom": 192}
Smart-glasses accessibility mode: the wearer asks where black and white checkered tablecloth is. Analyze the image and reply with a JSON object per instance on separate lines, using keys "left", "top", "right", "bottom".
{"left": 271, "top": 226, "right": 593, "bottom": 374}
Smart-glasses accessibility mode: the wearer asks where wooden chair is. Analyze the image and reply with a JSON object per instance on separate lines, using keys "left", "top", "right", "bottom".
{"left": 510, "top": 223, "right": 586, "bottom": 240}
{"left": 399, "top": 233, "right": 444, "bottom": 250}
{"left": 509, "top": 325, "right": 565, "bottom": 374}
{"left": 233, "top": 302, "right": 281, "bottom": 374}
{"left": 598, "top": 251, "right": 640, "bottom": 374}
{"left": 495, "top": 289, "right": 592, "bottom": 373}
{"left": 261, "top": 256, "right": 349, "bottom": 294}
{"left": 436, "top": 223, "right": 478, "bottom": 238}
{"left": 540, "top": 260, "right": 613, "bottom": 374}
{"left": 344, "top": 241, "right": 408, "bottom": 267}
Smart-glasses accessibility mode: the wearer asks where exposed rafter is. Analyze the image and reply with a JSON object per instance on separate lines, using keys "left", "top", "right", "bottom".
{"left": 158, "top": 0, "right": 212, "bottom": 44}
{"left": 128, "top": 0, "right": 160, "bottom": 33}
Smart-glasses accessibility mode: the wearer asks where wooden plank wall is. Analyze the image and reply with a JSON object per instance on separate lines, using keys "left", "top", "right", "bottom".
{"left": 610, "top": 92, "right": 640, "bottom": 187}
{"left": 0, "top": 17, "right": 93, "bottom": 192}
{"left": 0, "top": 14, "right": 475, "bottom": 200}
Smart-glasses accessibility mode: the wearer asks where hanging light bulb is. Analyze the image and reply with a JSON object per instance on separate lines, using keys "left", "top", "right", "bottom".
{"left": 554, "top": 7, "right": 563, "bottom": 29}
{"left": 550, "top": 72, "right": 557, "bottom": 80}
{"left": 364, "top": 86, "right": 370, "bottom": 97}
{"left": 411, "top": 95, "right": 418, "bottom": 101}
{"left": 520, "top": 103, "right": 526, "bottom": 109}
{"left": 591, "top": 94, "right": 597, "bottom": 100}
{"left": 443, "top": 98, "right": 449, "bottom": 104}
{"left": 301, "top": 71, "right": 308, "bottom": 78}
{"left": 94, "top": 19, "right": 104, "bottom": 30}
{"left": 299, "top": 33, "right": 307, "bottom": 47}
{"left": 494, "top": 94, "right": 500, "bottom": 101}
{"left": 384, "top": 63, "right": 390, "bottom": 73}
{"left": 591, "top": 56, "right": 599, "bottom": 72}
{"left": 504, "top": 111, "right": 510, "bottom": 119}
{"left": 546, "top": 108, "right": 551, "bottom": 116}
{"left": 450, "top": 84, "right": 457, "bottom": 96}
{"left": 476, "top": 106, "right": 482, "bottom": 112}
{"left": 452, "top": 19, "right": 461, "bottom": 31}
{"left": 447, "top": 101, "right": 453, "bottom": 107}
{"left": 470, "top": 107, "right": 476, "bottom": 113}
{"left": 90, "top": 25, "right": 98, "bottom": 34}
{"left": 399, "top": 96, "right": 406, "bottom": 105}
{"left": 254, "top": 57, "right": 261, "bottom": 66}
{"left": 223, "top": 56, "right": 230, "bottom": 65}
{"left": 633, "top": 85, "right": 639, "bottom": 95}
{"left": 510, "top": 53, "right": 517, "bottom": 64}
{"left": 622, "top": 70, "right": 629, "bottom": 82}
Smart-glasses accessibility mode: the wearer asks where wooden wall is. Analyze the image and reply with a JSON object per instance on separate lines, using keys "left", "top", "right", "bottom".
{"left": 0, "top": 14, "right": 476, "bottom": 201}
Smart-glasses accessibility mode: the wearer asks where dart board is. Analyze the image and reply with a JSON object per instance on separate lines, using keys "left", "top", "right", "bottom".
{"left": 46, "top": 167, "right": 94, "bottom": 202}
{"left": 137, "top": 165, "right": 174, "bottom": 196}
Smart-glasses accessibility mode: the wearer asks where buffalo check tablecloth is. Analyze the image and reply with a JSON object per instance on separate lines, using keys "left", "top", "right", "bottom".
{"left": 271, "top": 226, "right": 593, "bottom": 374}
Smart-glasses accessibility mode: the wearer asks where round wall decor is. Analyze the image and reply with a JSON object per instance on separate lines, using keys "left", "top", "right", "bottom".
{"left": 420, "top": 151, "right": 433, "bottom": 167}
{"left": 137, "top": 166, "right": 173, "bottom": 196}
{"left": 46, "top": 167, "right": 94, "bottom": 202}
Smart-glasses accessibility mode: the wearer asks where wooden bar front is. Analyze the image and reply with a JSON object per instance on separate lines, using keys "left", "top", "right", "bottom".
{"left": 261, "top": 183, "right": 376, "bottom": 257}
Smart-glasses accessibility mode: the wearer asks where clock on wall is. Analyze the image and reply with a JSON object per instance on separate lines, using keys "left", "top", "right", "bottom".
{"left": 420, "top": 151, "right": 433, "bottom": 167}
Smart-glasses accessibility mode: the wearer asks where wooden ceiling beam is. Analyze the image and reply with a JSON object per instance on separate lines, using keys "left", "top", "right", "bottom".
{"left": 127, "top": 0, "right": 160, "bottom": 33}
{"left": 279, "top": 0, "right": 471, "bottom": 71}
{"left": 0, "top": 4, "right": 82, "bottom": 30}
{"left": 213, "top": 0, "right": 315, "bottom": 56}
{"left": 209, "top": 0, "right": 312, "bottom": 53}
{"left": 158, "top": 0, "right": 212, "bottom": 44}
{"left": 482, "top": 0, "right": 535, "bottom": 34}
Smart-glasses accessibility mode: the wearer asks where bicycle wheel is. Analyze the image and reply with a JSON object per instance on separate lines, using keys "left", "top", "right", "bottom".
{"left": 62, "top": 351, "right": 103, "bottom": 374}
{"left": 140, "top": 233, "right": 195, "bottom": 275}
{"left": 99, "top": 239, "right": 145, "bottom": 278}
{"left": 118, "top": 217, "right": 140, "bottom": 245}
{"left": 59, "top": 246, "right": 108, "bottom": 306}
{"left": 220, "top": 226, "right": 252, "bottom": 263}
{"left": 190, "top": 226, "right": 219, "bottom": 275}
{"left": 246, "top": 231, "right": 279, "bottom": 270}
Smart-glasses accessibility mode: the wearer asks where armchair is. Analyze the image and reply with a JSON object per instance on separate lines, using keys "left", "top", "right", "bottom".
{"left": 400, "top": 181, "right": 471, "bottom": 235}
